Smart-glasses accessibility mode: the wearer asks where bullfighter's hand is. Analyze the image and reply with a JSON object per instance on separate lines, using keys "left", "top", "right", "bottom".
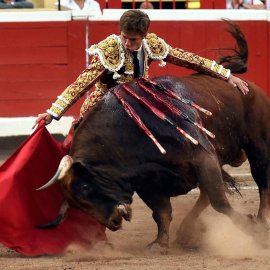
{"left": 227, "top": 74, "right": 249, "bottom": 95}
{"left": 35, "top": 113, "right": 53, "bottom": 125}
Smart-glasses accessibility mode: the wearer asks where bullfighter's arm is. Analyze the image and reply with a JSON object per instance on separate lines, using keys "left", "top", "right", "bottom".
{"left": 165, "top": 46, "right": 231, "bottom": 81}
{"left": 46, "top": 55, "right": 106, "bottom": 120}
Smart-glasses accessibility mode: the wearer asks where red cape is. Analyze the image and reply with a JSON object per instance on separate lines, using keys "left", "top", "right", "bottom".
{"left": 0, "top": 121, "right": 106, "bottom": 256}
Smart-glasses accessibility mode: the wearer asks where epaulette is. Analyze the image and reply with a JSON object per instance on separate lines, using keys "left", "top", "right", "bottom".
{"left": 86, "top": 34, "right": 125, "bottom": 74}
{"left": 143, "top": 33, "right": 170, "bottom": 67}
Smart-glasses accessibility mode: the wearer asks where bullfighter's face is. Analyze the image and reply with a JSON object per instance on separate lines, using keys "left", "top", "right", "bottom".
{"left": 120, "top": 31, "right": 145, "bottom": 53}
{"left": 60, "top": 161, "right": 133, "bottom": 231}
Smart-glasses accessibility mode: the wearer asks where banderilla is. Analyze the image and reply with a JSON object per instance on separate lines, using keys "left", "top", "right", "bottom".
{"left": 122, "top": 85, "right": 198, "bottom": 145}
{"left": 141, "top": 77, "right": 212, "bottom": 116}
{"left": 138, "top": 83, "right": 215, "bottom": 138}
{"left": 112, "top": 90, "right": 166, "bottom": 154}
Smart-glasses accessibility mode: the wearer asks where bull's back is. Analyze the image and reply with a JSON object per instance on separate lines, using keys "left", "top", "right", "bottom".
{"left": 170, "top": 74, "right": 270, "bottom": 163}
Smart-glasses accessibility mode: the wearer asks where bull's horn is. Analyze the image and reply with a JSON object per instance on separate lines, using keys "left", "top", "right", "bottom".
{"left": 36, "top": 155, "right": 73, "bottom": 191}
{"left": 35, "top": 200, "right": 70, "bottom": 229}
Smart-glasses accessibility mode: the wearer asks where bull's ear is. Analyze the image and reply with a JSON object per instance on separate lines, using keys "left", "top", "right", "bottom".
{"left": 71, "top": 160, "right": 91, "bottom": 174}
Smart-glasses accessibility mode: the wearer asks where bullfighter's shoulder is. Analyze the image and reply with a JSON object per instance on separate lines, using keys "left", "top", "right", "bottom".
{"left": 86, "top": 34, "right": 125, "bottom": 72}
{"left": 144, "top": 33, "right": 170, "bottom": 60}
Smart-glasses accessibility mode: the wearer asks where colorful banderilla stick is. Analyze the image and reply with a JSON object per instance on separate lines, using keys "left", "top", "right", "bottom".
{"left": 141, "top": 77, "right": 212, "bottom": 116}
{"left": 122, "top": 85, "right": 198, "bottom": 145}
{"left": 138, "top": 83, "right": 215, "bottom": 138}
{"left": 112, "top": 90, "right": 166, "bottom": 154}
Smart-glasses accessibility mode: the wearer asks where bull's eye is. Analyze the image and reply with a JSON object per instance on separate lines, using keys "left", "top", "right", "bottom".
{"left": 82, "top": 184, "right": 89, "bottom": 191}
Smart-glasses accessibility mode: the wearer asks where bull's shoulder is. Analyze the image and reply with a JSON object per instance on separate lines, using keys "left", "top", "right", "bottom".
{"left": 86, "top": 34, "right": 125, "bottom": 72}
{"left": 144, "top": 33, "right": 170, "bottom": 61}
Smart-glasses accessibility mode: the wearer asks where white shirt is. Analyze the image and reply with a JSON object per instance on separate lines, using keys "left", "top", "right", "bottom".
{"left": 54, "top": 0, "right": 102, "bottom": 15}
{"left": 226, "top": 0, "right": 264, "bottom": 8}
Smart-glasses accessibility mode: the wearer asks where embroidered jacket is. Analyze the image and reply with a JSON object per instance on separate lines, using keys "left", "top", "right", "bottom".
{"left": 47, "top": 33, "right": 230, "bottom": 120}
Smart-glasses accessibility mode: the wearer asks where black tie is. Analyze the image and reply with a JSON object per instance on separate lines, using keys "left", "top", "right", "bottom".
{"left": 132, "top": 51, "right": 140, "bottom": 79}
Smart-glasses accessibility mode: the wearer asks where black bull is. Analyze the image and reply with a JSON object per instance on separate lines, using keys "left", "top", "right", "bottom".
{"left": 38, "top": 74, "right": 270, "bottom": 248}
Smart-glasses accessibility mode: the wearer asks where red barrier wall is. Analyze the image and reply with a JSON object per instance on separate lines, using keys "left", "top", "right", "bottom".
{"left": 0, "top": 19, "right": 269, "bottom": 118}
{"left": 200, "top": 0, "right": 227, "bottom": 9}
{"left": 0, "top": 21, "right": 84, "bottom": 117}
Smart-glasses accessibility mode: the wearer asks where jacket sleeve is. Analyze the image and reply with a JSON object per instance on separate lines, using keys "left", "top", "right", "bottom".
{"left": 47, "top": 55, "right": 106, "bottom": 120}
{"left": 165, "top": 45, "right": 231, "bottom": 81}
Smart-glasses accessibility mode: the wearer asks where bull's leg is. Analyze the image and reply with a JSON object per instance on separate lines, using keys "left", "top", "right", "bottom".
{"left": 257, "top": 185, "right": 270, "bottom": 231}
{"left": 198, "top": 155, "right": 266, "bottom": 237}
{"left": 174, "top": 186, "right": 210, "bottom": 246}
{"left": 136, "top": 189, "right": 172, "bottom": 250}
{"left": 246, "top": 146, "right": 270, "bottom": 232}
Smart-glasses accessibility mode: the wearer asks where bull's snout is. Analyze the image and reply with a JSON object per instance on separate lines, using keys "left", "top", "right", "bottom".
{"left": 107, "top": 204, "right": 132, "bottom": 231}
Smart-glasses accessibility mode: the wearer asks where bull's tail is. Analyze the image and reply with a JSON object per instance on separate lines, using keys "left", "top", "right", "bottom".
{"left": 222, "top": 169, "right": 242, "bottom": 197}
{"left": 217, "top": 19, "right": 248, "bottom": 74}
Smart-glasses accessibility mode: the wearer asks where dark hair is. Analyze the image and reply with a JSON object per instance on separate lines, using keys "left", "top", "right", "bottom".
{"left": 120, "top": 10, "right": 150, "bottom": 37}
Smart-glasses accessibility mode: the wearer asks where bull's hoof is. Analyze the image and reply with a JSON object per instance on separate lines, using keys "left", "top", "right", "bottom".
{"left": 173, "top": 227, "right": 193, "bottom": 247}
{"left": 175, "top": 228, "right": 191, "bottom": 246}
{"left": 245, "top": 214, "right": 269, "bottom": 235}
{"left": 250, "top": 218, "right": 270, "bottom": 248}
{"left": 175, "top": 223, "right": 203, "bottom": 245}
{"left": 174, "top": 220, "right": 206, "bottom": 248}
{"left": 172, "top": 235, "right": 191, "bottom": 247}
{"left": 247, "top": 214, "right": 258, "bottom": 224}
{"left": 105, "top": 241, "right": 114, "bottom": 250}
{"left": 232, "top": 212, "right": 270, "bottom": 238}
{"left": 146, "top": 241, "right": 169, "bottom": 254}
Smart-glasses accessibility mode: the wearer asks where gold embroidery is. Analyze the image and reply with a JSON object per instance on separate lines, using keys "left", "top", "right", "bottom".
{"left": 124, "top": 53, "right": 133, "bottom": 74}
{"left": 48, "top": 55, "right": 106, "bottom": 120}
{"left": 80, "top": 88, "right": 104, "bottom": 117}
{"left": 220, "top": 69, "right": 228, "bottom": 77}
{"left": 95, "top": 81, "right": 108, "bottom": 93}
{"left": 204, "top": 59, "right": 213, "bottom": 70}
{"left": 145, "top": 33, "right": 169, "bottom": 59}
{"left": 125, "top": 74, "right": 133, "bottom": 82}
{"left": 100, "top": 42, "right": 108, "bottom": 50}
{"left": 50, "top": 107, "right": 62, "bottom": 116}
{"left": 147, "top": 33, "right": 157, "bottom": 39}
{"left": 88, "top": 35, "right": 123, "bottom": 71}
{"left": 213, "top": 64, "right": 220, "bottom": 73}
{"left": 168, "top": 46, "right": 229, "bottom": 80}
{"left": 117, "top": 74, "right": 126, "bottom": 83}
